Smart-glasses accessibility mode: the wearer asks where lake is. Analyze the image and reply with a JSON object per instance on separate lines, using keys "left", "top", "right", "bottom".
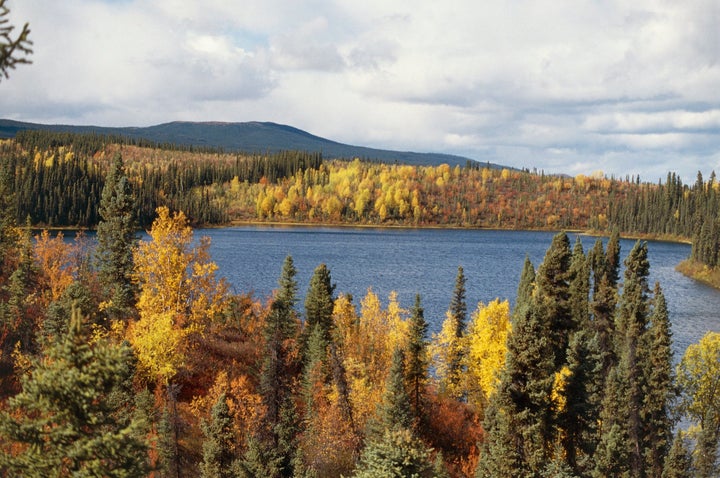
{"left": 199, "top": 226, "right": 720, "bottom": 359}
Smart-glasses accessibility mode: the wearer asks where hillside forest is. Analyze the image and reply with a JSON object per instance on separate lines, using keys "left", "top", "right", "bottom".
{"left": 0, "top": 131, "right": 719, "bottom": 476}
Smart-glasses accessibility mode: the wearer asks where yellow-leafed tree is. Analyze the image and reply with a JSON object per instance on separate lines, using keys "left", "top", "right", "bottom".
{"left": 129, "top": 206, "right": 228, "bottom": 385}
{"left": 465, "top": 299, "right": 511, "bottom": 411}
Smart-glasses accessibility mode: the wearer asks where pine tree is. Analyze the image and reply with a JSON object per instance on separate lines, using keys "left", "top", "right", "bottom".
{"left": 0, "top": 308, "right": 149, "bottom": 476}
{"left": 96, "top": 152, "right": 137, "bottom": 320}
{"left": 200, "top": 393, "right": 236, "bottom": 478}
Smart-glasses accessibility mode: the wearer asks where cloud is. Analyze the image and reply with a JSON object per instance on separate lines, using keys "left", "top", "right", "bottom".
{"left": 1, "top": 0, "right": 718, "bottom": 181}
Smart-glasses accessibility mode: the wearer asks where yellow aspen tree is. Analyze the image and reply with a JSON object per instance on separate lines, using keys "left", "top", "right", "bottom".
{"left": 129, "top": 207, "right": 228, "bottom": 385}
{"left": 465, "top": 299, "right": 511, "bottom": 411}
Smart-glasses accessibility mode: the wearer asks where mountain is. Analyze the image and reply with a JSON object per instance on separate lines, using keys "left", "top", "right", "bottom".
{"left": 0, "top": 119, "right": 496, "bottom": 168}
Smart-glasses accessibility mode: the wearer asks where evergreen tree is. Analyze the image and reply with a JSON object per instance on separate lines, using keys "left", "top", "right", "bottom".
{"left": 449, "top": 265, "right": 468, "bottom": 334}
{"left": 515, "top": 255, "right": 535, "bottom": 314}
{"left": 352, "top": 428, "right": 433, "bottom": 478}
{"left": 662, "top": 432, "right": 693, "bottom": 478}
{"left": 556, "top": 329, "right": 602, "bottom": 476}
{"left": 96, "top": 152, "right": 138, "bottom": 319}
{"left": 200, "top": 393, "right": 236, "bottom": 478}
{"left": 406, "top": 294, "right": 429, "bottom": 418}
{"left": 593, "top": 365, "right": 631, "bottom": 478}
{"left": 479, "top": 304, "right": 556, "bottom": 477}
{"left": 605, "top": 229, "right": 621, "bottom": 289}
{"left": 304, "top": 263, "right": 335, "bottom": 348}
{"left": 375, "top": 347, "right": 413, "bottom": 433}
{"left": 257, "top": 257, "right": 302, "bottom": 477}
{"left": 0, "top": 308, "right": 149, "bottom": 476}
{"left": 614, "top": 241, "right": 651, "bottom": 477}
{"left": 642, "top": 283, "right": 674, "bottom": 477}
{"left": 534, "top": 231, "right": 572, "bottom": 369}
{"left": 568, "top": 237, "right": 590, "bottom": 330}
{"left": 442, "top": 266, "right": 468, "bottom": 397}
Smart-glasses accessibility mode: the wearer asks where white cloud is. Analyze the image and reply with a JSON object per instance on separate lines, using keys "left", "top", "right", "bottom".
{"left": 1, "top": 0, "right": 718, "bottom": 181}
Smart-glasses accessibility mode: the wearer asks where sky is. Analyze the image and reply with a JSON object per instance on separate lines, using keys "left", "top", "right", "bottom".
{"left": 2, "top": 0, "right": 719, "bottom": 182}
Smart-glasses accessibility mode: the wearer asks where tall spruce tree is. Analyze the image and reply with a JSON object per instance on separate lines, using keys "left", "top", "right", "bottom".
{"left": 641, "top": 283, "right": 674, "bottom": 476}
{"left": 406, "top": 294, "right": 429, "bottom": 419}
{"left": 515, "top": 255, "right": 535, "bottom": 315}
{"left": 304, "top": 263, "right": 336, "bottom": 349}
{"left": 478, "top": 303, "right": 556, "bottom": 477}
{"left": 258, "top": 257, "right": 301, "bottom": 477}
{"left": 568, "top": 237, "right": 590, "bottom": 330}
{"left": 200, "top": 393, "right": 236, "bottom": 478}
{"left": 0, "top": 308, "right": 149, "bottom": 476}
{"left": 534, "top": 231, "right": 572, "bottom": 369}
{"left": 445, "top": 266, "right": 468, "bottom": 396}
{"left": 96, "top": 152, "right": 137, "bottom": 320}
{"left": 355, "top": 347, "right": 433, "bottom": 478}
{"left": 662, "top": 431, "right": 693, "bottom": 478}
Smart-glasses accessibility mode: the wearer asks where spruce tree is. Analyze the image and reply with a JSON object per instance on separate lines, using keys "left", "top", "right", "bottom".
{"left": 515, "top": 255, "right": 535, "bottom": 315}
{"left": 406, "top": 294, "right": 429, "bottom": 418}
{"left": 642, "top": 283, "right": 674, "bottom": 476}
{"left": 479, "top": 304, "right": 556, "bottom": 476}
{"left": 534, "top": 231, "right": 572, "bottom": 368}
{"left": 444, "top": 266, "right": 468, "bottom": 397}
{"left": 257, "top": 257, "right": 301, "bottom": 477}
{"left": 377, "top": 347, "right": 413, "bottom": 432}
{"left": 662, "top": 432, "right": 693, "bottom": 478}
{"left": 449, "top": 265, "right": 468, "bottom": 334}
{"left": 304, "top": 263, "right": 336, "bottom": 350}
{"left": 0, "top": 308, "right": 149, "bottom": 476}
{"left": 200, "top": 393, "right": 236, "bottom": 478}
{"left": 96, "top": 152, "right": 137, "bottom": 319}
{"left": 615, "top": 241, "right": 651, "bottom": 478}
{"left": 568, "top": 237, "right": 590, "bottom": 330}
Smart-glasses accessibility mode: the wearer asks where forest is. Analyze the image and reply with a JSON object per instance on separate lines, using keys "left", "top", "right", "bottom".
{"left": 0, "top": 132, "right": 719, "bottom": 476}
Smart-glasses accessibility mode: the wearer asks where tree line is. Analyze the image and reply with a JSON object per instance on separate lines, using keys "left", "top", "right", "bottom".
{"left": 0, "top": 153, "right": 718, "bottom": 476}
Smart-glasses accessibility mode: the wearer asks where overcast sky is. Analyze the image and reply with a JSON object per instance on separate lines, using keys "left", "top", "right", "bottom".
{"left": 2, "top": 0, "right": 719, "bottom": 182}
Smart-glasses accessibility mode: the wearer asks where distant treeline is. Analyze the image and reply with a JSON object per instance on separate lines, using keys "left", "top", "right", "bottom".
{"left": 2, "top": 130, "right": 719, "bottom": 271}
{"left": 1, "top": 130, "right": 322, "bottom": 227}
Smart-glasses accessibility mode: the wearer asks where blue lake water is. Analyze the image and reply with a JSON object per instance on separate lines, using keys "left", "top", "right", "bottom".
{"left": 199, "top": 226, "right": 720, "bottom": 359}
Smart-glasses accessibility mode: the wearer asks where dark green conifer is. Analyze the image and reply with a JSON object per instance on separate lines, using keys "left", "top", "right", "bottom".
{"left": 662, "top": 432, "right": 693, "bottom": 478}
{"left": 0, "top": 308, "right": 149, "bottom": 476}
{"left": 200, "top": 393, "right": 236, "bottom": 478}
{"left": 479, "top": 304, "right": 556, "bottom": 476}
{"left": 304, "top": 263, "right": 336, "bottom": 346}
{"left": 96, "top": 152, "right": 137, "bottom": 319}
{"left": 449, "top": 265, "right": 467, "bottom": 334}
{"left": 406, "top": 294, "right": 429, "bottom": 418}
{"left": 534, "top": 231, "right": 572, "bottom": 368}
{"left": 515, "top": 255, "right": 535, "bottom": 315}
{"left": 568, "top": 237, "right": 590, "bottom": 330}
{"left": 642, "top": 283, "right": 674, "bottom": 476}
{"left": 378, "top": 347, "right": 413, "bottom": 432}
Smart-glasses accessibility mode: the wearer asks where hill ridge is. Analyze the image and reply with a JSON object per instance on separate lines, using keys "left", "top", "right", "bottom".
{"left": 0, "top": 118, "right": 500, "bottom": 168}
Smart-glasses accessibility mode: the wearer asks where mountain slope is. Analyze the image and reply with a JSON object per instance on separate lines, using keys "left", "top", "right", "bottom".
{"left": 0, "top": 119, "right": 495, "bottom": 168}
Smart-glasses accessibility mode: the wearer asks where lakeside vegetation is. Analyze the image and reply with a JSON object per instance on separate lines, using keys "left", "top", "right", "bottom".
{"left": 0, "top": 131, "right": 720, "bottom": 475}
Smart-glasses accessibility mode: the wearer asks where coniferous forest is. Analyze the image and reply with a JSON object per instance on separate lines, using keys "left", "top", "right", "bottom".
{"left": 0, "top": 132, "right": 719, "bottom": 476}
